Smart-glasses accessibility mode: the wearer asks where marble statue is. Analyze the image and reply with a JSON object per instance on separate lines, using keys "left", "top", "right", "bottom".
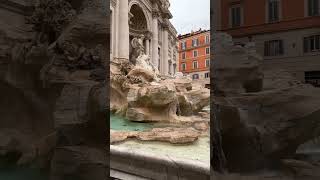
{"left": 131, "top": 34, "right": 159, "bottom": 75}
{"left": 130, "top": 34, "right": 145, "bottom": 63}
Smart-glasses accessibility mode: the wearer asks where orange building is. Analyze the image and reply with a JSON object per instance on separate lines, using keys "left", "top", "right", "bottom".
{"left": 177, "top": 29, "right": 210, "bottom": 80}
{"left": 214, "top": 0, "right": 320, "bottom": 86}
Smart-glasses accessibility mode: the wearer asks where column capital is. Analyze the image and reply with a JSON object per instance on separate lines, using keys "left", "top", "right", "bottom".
{"left": 111, "top": 0, "right": 117, "bottom": 7}
{"left": 144, "top": 31, "right": 153, "bottom": 40}
{"left": 162, "top": 22, "right": 169, "bottom": 30}
{"left": 152, "top": 10, "right": 160, "bottom": 18}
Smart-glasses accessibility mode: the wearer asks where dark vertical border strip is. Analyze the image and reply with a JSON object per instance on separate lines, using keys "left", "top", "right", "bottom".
{"left": 210, "top": 0, "right": 227, "bottom": 176}
{"left": 103, "top": 0, "right": 111, "bottom": 178}
{"left": 210, "top": 0, "right": 215, "bottom": 176}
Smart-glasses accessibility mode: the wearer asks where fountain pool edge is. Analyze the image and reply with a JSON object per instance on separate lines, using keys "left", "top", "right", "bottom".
{"left": 110, "top": 145, "right": 210, "bottom": 180}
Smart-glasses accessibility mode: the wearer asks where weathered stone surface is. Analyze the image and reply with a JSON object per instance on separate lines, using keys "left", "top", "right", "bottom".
{"left": 172, "top": 78, "right": 192, "bottom": 92}
{"left": 137, "top": 127, "right": 200, "bottom": 143}
{"left": 0, "top": 0, "right": 107, "bottom": 179}
{"left": 177, "top": 88, "right": 210, "bottom": 116}
{"left": 128, "top": 84, "right": 176, "bottom": 107}
{"left": 50, "top": 146, "right": 107, "bottom": 180}
{"left": 110, "top": 127, "right": 200, "bottom": 144}
{"left": 193, "top": 121, "right": 209, "bottom": 132}
{"left": 110, "top": 130, "right": 138, "bottom": 144}
{"left": 111, "top": 58, "right": 210, "bottom": 122}
{"left": 281, "top": 159, "right": 320, "bottom": 177}
{"left": 127, "top": 67, "right": 155, "bottom": 82}
{"left": 124, "top": 84, "right": 178, "bottom": 122}
{"left": 54, "top": 82, "right": 98, "bottom": 127}
{"left": 212, "top": 33, "right": 263, "bottom": 96}
{"left": 213, "top": 33, "right": 320, "bottom": 172}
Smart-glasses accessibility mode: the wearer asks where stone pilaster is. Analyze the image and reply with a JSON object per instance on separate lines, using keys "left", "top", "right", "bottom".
{"left": 162, "top": 22, "right": 169, "bottom": 75}
{"left": 117, "top": 0, "right": 129, "bottom": 61}
{"left": 151, "top": 11, "right": 160, "bottom": 68}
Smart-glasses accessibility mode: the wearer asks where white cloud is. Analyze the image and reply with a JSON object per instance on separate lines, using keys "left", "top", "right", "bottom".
{"left": 169, "top": 0, "right": 210, "bottom": 35}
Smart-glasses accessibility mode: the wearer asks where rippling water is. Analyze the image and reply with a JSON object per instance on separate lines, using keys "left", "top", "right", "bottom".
{"left": 110, "top": 114, "right": 154, "bottom": 131}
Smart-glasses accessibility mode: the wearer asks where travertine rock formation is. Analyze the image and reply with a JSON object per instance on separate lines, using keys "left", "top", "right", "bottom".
{"left": 110, "top": 55, "right": 210, "bottom": 122}
{"left": 213, "top": 33, "right": 320, "bottom": 172}
{"left": 110, "top": 127, "right": 200, "bottom": 144}
{"left": 212, "top": 33, "right": 263, "bottom": 96}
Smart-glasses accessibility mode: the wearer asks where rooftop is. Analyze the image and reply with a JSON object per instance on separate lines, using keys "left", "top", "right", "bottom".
{"left": 177, "top": 28, "right": 210, "bottom": 40}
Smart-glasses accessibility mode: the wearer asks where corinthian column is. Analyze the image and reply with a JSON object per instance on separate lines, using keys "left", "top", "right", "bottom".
{"left": 151, "top": 11, "right": 159, "bottom": 69}
{"left": 117, "top": 0, "right": 129, "bottom": 61}
{"left": 162, "top": 23, "right": 169, "bottom": 75}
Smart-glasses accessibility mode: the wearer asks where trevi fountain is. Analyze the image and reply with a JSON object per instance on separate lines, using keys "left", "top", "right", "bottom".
{"left": 2, "top": 0, "right": 320, "bottom": 179}
{"left": 110, "top": 33, "right": 211, "bottom": 169}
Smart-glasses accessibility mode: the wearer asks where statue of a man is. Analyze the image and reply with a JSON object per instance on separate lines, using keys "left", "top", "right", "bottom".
{"left": 131, "top": 34, "right": 145, "bottom": 57}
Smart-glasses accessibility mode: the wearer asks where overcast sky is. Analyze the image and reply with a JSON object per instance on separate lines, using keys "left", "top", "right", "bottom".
{"left": 169, "top": 0, "right": 210, "bottom": 35}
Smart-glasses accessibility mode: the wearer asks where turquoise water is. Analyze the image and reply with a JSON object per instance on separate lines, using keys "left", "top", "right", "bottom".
{"left": 110, "top": 114, "right": 153, "bottom": 131}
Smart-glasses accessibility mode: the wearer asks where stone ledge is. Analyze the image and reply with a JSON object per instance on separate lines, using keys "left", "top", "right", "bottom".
{"left": 110, "top": 145, "right": 210, "bottom": 180}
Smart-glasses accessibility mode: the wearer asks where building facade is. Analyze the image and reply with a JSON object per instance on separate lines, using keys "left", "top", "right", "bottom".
{"left": 214, "top": 0, "right": 320, "bottom": 86}
{"left": 178, "top": 29, "right": 210, "bottom": 80}
{"left": 110, "top": 0, "right": 178, "bottom": 75}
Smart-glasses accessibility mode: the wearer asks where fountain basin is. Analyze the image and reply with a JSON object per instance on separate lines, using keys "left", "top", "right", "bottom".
{"left": 110, "top": 143, "right": 210, "bottom": 179}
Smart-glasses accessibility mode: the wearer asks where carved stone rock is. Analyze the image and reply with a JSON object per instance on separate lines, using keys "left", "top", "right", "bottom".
{"left": 213, "top": 33, "right": 320, "bottom": 173}
{"left": 0, "top": 0, "right": 107, "bottom": 179}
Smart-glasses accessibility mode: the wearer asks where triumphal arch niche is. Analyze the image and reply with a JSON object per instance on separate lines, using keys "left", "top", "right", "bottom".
{"left": 110, "top": 0, "right": 178, "bottom": 75}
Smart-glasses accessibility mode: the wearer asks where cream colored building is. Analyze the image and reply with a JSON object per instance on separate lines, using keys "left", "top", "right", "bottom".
{"left": 110, "top": 0, "right": 178, "bottom": 75}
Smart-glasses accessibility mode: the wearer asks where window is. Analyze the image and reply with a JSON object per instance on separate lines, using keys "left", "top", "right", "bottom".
{"left": 304, "top": 35, "right": 320, "bottom": 53}
{"left": 305, "top": 71, "right": 320, "bottom": 87}
{"left": 268, "top": 0, "right": 280, "bottom": 22}
{"left": 230, "top": 6, "right": 242, "bottom": 27}
{"left": 192, "top": 74, "right": 199, "bottom": 80}
{"left": 205, "top": 72, "right": 210, "bottom": 78}
{"left": 173, "top": 64, "right": 176, "bottom": 74}
{"left": 181, "top": 41, "right": 186, "bottom": 50}
{"left": 181, "top": 63, "right": 186, "bottom": 71}
{"left": 205, "top": 59, "right": 210, "bottom": 67}
{"left": 206, "top": 47, "right": 210, "bottom": 55}
{"left": 182, "top": 52, "right": 186, "bottom": 60}
{"left": 205, "top": 35, "right": 210, "bottom": 44}
{"left": 264, "top": 40, "right": 284, "bottom": 56}
{"left": 192, "top": 39, "right": 199, "bottom": 47}
{"left": 308, "top": 0, "right": 319, "bottom": 16}
{"left": 193, "top": 50, "right": 198, "bottom": 57}
{"left": 234, "top": 42, "right": 246, "bottom": 47}
{"left": 158, "top": 47, "right": 161, "bottom": 71}
{"left": 193, "top": 61, "right": 198, "bottom": 69}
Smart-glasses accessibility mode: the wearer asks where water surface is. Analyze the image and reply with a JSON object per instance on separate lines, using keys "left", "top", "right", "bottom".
{"left": 110, "top": 114, "right": 154, "bottom": 131}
